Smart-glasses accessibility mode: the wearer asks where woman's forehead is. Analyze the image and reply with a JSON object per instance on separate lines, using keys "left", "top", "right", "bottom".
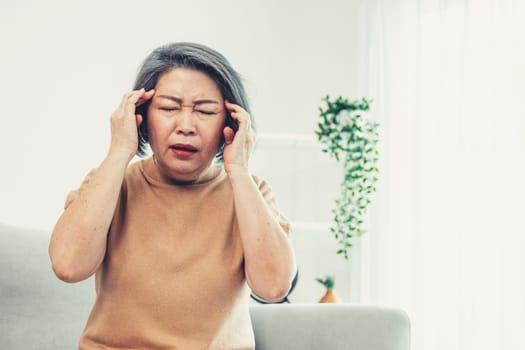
{"left": 154, "top": 71, "right": 223, "bottom": 103}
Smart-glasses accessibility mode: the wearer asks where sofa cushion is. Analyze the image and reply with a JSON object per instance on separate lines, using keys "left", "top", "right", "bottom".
{"left": 0, "top": 224, "right": 94, "bottom": 349}
{"left": 1, "top": 223, "right": 411, "bottom": 350}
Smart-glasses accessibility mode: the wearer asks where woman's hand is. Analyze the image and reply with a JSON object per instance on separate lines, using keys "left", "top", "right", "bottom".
{"left": 223, "top": 100, "right": 256, "bottom": 175}
{"left": 109, "top": 88, "right": 155, "bottom": 162}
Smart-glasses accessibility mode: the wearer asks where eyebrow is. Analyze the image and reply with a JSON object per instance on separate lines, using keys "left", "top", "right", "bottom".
{"left": 156, "top": 95, "right": 220, "bottom": 105}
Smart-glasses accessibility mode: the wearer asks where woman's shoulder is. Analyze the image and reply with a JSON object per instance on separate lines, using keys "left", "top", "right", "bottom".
{"left": 124, "top": 157, "right": 151, "bottom": 182}
{"left": 128, "top": 158, "right": 146, "bottom": 172}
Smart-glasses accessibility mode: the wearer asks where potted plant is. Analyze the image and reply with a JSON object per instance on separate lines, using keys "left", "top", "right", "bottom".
{"left": 315, "top": 96, "right": 379, "bottom": 260}
{"left": 316, "top": 275, "right": 341, "bottom": 303}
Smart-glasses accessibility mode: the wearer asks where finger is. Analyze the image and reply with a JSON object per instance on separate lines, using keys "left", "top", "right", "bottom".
{"left": 225, "top": 100, "right": 247, "bottom": 113}
{"left": 225, "top": 101, "right": 251, "bottom": 128}
{"left": 121, "top": 88, "right": 144, "bottom": 104}
{"left": 122, "top": 89, "right": 146, "bottom": 115}
{"left": 136, "top": 89, "right": 155, "bottom": 107}
{"left": 228, "top": 110, "right": 251, "bottom": 130}
{"left": 127, "top": 88, "right": 147, "bottom": 105}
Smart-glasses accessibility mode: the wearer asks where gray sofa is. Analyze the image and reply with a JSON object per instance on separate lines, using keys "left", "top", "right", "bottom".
{"left": 0, "top": 223, "right": 410, "bottom": 349}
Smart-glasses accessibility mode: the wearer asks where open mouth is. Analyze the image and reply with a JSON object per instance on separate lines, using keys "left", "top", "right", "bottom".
{"left": 169, "top": 143, "right": 198, "bottom": 158}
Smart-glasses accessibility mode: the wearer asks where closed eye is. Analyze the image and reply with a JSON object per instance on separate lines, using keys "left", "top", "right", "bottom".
{"left": 196, "top": 110, "right": 217, "bottom": 115}
{"left": 160, "top": 107, "right": 180, "bottom": 112}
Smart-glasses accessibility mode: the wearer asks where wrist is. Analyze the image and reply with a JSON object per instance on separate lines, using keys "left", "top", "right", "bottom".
{"left": 225, "top": 165, "right": 251, "bottom": 181}
{"left": 105, "top": 148, "right": 134, "bottom": 168}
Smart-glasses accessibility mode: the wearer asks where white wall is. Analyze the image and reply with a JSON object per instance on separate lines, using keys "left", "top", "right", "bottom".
{"left": 0, "top": 0, "right": 362, "bottom": 303}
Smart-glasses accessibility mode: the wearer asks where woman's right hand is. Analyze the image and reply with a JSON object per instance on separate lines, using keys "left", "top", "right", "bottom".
{"left": 109, "top": 88, "right": 155, "bottom": 162}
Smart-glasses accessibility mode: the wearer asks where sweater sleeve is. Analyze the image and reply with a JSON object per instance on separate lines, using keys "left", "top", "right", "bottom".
{"left": 251, "top": 175, "right": 291, "bottom": 236}
{"left": 63, "top": 168, "right": 98, "bottom": 210}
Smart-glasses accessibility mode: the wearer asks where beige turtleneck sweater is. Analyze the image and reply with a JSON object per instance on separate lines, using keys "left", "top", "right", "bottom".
{"left": 75, "top": 157, "right": 290, "bottom": 350}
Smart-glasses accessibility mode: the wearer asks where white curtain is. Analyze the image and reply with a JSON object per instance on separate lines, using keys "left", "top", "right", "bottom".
{"left": 355, "top": 0, "right": 525, "bottom": 349}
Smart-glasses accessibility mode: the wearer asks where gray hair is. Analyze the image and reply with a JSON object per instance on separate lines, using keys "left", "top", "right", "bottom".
{"left": 133, "top": 42, "right": 252, "bottom": 158}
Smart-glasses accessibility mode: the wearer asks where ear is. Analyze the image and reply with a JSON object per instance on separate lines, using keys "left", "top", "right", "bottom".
{"left": 223, "top": 126, "right": 235, "bottom": 145}
{"left": 137, "top": 103, "right": 150, "bottom": 141}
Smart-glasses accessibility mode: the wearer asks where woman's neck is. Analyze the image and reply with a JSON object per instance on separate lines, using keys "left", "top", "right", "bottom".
{"left": 150, "top": 155, "right": 222, "bottom": 186}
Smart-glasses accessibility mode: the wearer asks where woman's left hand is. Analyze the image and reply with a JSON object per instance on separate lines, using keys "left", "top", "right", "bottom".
{"left": 223, "top": 101, "right": 256, "bottom": 175}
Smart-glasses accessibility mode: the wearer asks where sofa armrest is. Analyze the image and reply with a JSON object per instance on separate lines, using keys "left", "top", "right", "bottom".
{"left": 249, "top": 303, "right": 410, "bottom": 350}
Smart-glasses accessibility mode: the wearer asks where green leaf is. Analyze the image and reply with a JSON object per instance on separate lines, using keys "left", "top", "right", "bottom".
{"left": 315, "top": 94, "right": 379, "bottom": 262}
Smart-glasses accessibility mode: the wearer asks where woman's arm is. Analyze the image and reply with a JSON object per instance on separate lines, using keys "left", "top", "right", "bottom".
{"left": 224, "top": 101, "right": 297, "bottom": 301}
{"left": 228, "top": 171, "right": 297, "bottom": 301}
{"left": 49, "top": 89, "right": 154, "bottom": 283}
{"left": 49, "top": 155, "right": 128, "bottom": 283}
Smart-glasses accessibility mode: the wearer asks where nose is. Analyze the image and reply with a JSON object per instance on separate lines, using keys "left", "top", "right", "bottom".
{"left": 175, "top": 107, "right": 196, "bottom": 135}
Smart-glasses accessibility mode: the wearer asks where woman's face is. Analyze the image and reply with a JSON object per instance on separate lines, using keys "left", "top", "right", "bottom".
{"left": 147, "top": 67, "right": 226, "bottom": 182}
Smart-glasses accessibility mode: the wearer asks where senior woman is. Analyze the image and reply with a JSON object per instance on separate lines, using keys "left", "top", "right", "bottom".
{"left": 49, "top": 42, "right": 297, "bottom": 350}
